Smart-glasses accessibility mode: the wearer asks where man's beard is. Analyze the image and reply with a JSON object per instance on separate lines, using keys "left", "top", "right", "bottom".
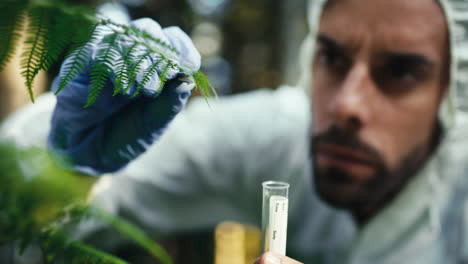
{"left": 310, "top": 125, "right": 438, "bottom": 215}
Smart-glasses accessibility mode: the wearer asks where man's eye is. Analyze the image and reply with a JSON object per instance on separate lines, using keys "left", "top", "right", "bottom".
{"left": 374, "top": 60, "right": 431, "bottom": 95}
{"left": 315, "top": 48, "right": 348, "bottom": 73}
{"left": 388, "top": 63, "right": 418, "bottom": 82}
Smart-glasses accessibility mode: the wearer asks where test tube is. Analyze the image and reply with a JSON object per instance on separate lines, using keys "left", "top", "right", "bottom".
{"left": 261, "top": 181, "right": 289, "bottom": 256}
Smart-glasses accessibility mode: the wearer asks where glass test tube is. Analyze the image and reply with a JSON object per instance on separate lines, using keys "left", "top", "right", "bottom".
{"left": 261, "top": 181, "right": 289, "bottom": 256}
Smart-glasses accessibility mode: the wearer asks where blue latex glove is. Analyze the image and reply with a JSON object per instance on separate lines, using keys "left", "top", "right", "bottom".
{"left": 48, "top": 18, "right": 201, "bottom": 175}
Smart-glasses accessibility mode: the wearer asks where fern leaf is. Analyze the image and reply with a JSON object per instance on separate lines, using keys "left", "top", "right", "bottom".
{"left": 123, "top": 49, "right": 152, "bottom": 95}
{"left": 55, "top": 43, "right": 92, "bottom": 95}
{"left": 112, "top": 58, "right": 128, "bottom": 96}
{"left": 54, "top": 22, "right": 99, "bottom": 95}
{"left": 194, "top": 70, "right": 218, "bottom": 98}
{"left": 0, "top": 1, "right": 27, "bottom": 72}
{"left": 20, "top": 6, "right": 51, "bottom": 102}
{"left": 133, "top": 57, "right": 163, "bottom": 97}
{"left": 129, "top": 26, "right": 179, "bottom": 57}
{"left": 86, "top": 33, "right": 120, "bottom": 107}
{"left": 41, "top": 7, "right": 74, "bottom": 72}
{"left": 157, "top": 61, "right": 172, "bottom": 93}
{"left": 102, "top": 19, "right": 179, "bottom": 57}
{"left": 113, "top": 42, "right": 138, "bottom": 96}
{"left": 71, "top": 19, "right": 100, "bottom": 49}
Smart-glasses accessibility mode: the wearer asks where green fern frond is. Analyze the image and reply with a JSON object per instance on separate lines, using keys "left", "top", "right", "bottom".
{"left": 0, "top": 1, "right": 27, "bottom": 72}
{"left": 20, "top": 5, "right": 52, "bottom": 102}
{"left": 113, "top": 42, "right": 138, "bottom": 96}
{"left": 133, "top": 58, "right": 163, "bottom": 97}
{"left": 157, "top": 61, "right": 172, "bottom": 93}
{"left": 102, "top": 19, "right": 179, "bottom": 57}
{"left": 55, "top": 23, "right": 99, "bottom": 95}
{"left": 123, "top": 49, "right": 152, "bottom": 95}
{"left": 1, "top": 0, "right": 216, "bottom": 106}
{"left": 87, "top": 33, "right": 120, "bottom": 107}
{"left": 129, "top": 26, "right": 179, "bottom": 57}
{"left": 194, "top": 70, "right": 218, "bottom": 99}
{"left": 113, "top": 58, "right": 129, "bottom": 96}
{"left": 100, "top": 21, "right": 221, "bottom": 100}
{"left": 41, "top": 7, "right": 74, "bottom": 71}
{"left": 55, "top": 43, "right": 92, "bottom": 94}
{"left": 70, "top": 18, "right": 100, "bottom": 49}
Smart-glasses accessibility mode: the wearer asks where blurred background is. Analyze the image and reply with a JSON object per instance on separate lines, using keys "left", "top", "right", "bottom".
{"left": 0, "top": 0, "right": 308, "bottom": 263}
{"left": 118, "top": 0, "right": 309, "bottom": 94}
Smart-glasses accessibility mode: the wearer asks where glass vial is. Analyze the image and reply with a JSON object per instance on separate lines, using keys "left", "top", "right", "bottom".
{"left": 261, "top": 181, "right": 289, "bottom": 255}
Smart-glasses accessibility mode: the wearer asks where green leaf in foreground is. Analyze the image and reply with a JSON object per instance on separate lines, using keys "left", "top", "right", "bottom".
{"left": 87, "top": 207, "right": 174, "bottom": 264}
{"left": 0, "top": 142, "right": 173, "bottom": 263}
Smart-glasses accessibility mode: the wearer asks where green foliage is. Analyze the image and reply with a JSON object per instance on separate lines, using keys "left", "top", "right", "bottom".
{"left": 88, "top": 33, "right": 120, "bottom": 106}
{"left": 112, "top": 42, "right": 136, "bottom": 96}
{"left": 0, "top": 142, "right": 173, "bottom": 264}
{"left": 21, "top": 5, "right": 52, "bottom": 102}
{"left": 86, "top": 207, "right": 173, "bottom": 264}
{"left": 55, "top": 38, "right": 94, "bottom": 95}
{"left": 121, "top": 48, "right": 152, "bottom": 96}
{"left": 0, "top": 0, "right": 215, "bottom": 107}
{"left": 0, "top": 0, "right": 28, "bottom": 72}
{"left": 135, "top": 53, "right": 162, "bottom": 95}
{"left": 194, "top": 70, "right": 218, "bottom": 99}
{"left": 0, "top": 1, "right": 214, "bottom": 261}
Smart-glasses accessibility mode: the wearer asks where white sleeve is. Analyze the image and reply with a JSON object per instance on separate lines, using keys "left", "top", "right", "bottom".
{"left": 0, "top": 92, "right": 56, "bottom": 148}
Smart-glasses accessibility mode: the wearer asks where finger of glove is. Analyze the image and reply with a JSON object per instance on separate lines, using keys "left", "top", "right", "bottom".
{"left": 141, "top": 79, "right": 193, "bottom": 130}
{"left": 129, "top": 18, "right": 177, "bottom": 58}
{"left": 163, "top": 26, "right": 201, "bottom": 74}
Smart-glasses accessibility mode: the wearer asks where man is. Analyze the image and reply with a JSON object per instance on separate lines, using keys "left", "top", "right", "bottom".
{"left": 2, "top": 0, "right": 468, "bottom": 263}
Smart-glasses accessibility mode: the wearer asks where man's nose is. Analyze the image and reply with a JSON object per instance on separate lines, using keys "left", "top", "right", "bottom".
{"left": 329, "top": 63, "right": 372, "bottom": 131}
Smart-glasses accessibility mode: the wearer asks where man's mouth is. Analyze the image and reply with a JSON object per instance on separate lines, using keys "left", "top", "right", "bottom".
{"left": 316, "top": 143, "right": 376, "bottom": 172}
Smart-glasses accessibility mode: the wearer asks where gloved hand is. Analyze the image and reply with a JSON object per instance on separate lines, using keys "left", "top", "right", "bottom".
{"left": 48, "top": 18, "right": 201, "bottom": 175}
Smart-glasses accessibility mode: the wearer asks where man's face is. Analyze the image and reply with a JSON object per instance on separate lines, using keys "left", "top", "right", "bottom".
{"left": 310, "top": 0, "right": 449, "bottom": 213}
